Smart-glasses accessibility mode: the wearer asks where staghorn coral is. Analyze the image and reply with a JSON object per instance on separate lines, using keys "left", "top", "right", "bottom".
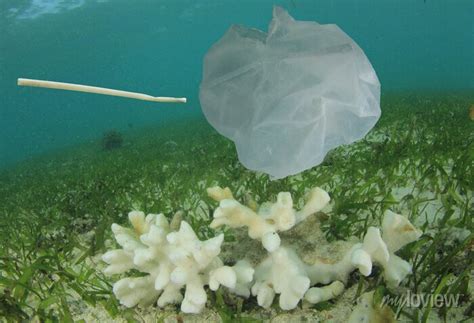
{"left": 103, "top": 186, "right": 421, "bottom": 314}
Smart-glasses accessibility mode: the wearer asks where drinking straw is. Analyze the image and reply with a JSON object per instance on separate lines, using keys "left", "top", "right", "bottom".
{"left": 17, "top": 78, "right": 187, "bottom": 103}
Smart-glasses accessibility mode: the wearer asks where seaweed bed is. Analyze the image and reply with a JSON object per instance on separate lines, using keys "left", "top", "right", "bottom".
{"left": 0, "top": 93, "right": 472, "bottom": 322}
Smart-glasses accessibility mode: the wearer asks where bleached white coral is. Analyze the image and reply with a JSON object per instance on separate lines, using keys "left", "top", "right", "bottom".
{"left": 209, "top": 260, "right": 254, "bottom": 297}
{"left": 210, "top": 187, "right": 341, "bottom": 310}
{"left": 209, "top": 187, "right": 421, "bottom": 310}
{"left": 350, "top": 210, "right": 422, "bottom": 288}
{"left": 102, "top": 211, "right": 250, "bottom": 314}
{"left": 304, "top": 281, "right": 345, "bottom": 304}
{"left": 103, "top": 187, "right": 421, "bottom": 314}
{"left": 252, "top": 247, "right": 310, "bottom": 310}
{"left": 208, "top": 186, "right": 330, "bottom": 252}
{"left": 102, "top": 212, "right": 169, "bottom": 308}
{"left": 303, "top": 210, "right": 421, "bottom": 290}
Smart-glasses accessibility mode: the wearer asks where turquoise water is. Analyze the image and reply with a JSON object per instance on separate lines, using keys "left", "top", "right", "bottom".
{"left": 1, "top": 0, "right": 473, "bottom": 168}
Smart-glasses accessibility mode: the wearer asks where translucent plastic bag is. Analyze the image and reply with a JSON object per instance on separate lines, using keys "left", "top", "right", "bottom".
{"left": 199, "top": 7, "right": 380, "bottom": 179}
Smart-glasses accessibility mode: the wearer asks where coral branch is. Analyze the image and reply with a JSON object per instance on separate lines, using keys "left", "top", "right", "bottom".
{"left": 208, "top": 186, "right": 330, "bottom": 252}
{"left": 103, "top": 211, "right": 247, "bottom": 313}
{"left": 103, "top": 187, "right": 421, "bottom": 314}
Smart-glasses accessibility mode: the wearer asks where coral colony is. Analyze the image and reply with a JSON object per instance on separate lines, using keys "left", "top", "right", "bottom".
{"left": 103, "top": 186, "right": 422, "bottom": 315}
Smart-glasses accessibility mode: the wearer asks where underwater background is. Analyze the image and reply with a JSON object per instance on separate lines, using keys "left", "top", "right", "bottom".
{"left": 0, "top": 1, "right": 473, "bottom": 322}
{"left": 1, "top": 0, "right": 473, "bottom": 168}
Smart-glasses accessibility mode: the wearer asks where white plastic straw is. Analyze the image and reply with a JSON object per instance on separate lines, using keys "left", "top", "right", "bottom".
{"left": 17, "top": 78, "right": 187, "bottom": 103}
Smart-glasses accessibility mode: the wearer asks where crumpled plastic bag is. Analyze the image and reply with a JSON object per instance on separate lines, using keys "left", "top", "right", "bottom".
{"left": 199, "top": 6, "right": 381, "bottom": 179}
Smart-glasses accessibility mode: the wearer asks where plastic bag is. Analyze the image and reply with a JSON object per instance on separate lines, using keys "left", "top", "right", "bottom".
{"left": 199, "top": 7, "right": 380, "bottom": 179}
